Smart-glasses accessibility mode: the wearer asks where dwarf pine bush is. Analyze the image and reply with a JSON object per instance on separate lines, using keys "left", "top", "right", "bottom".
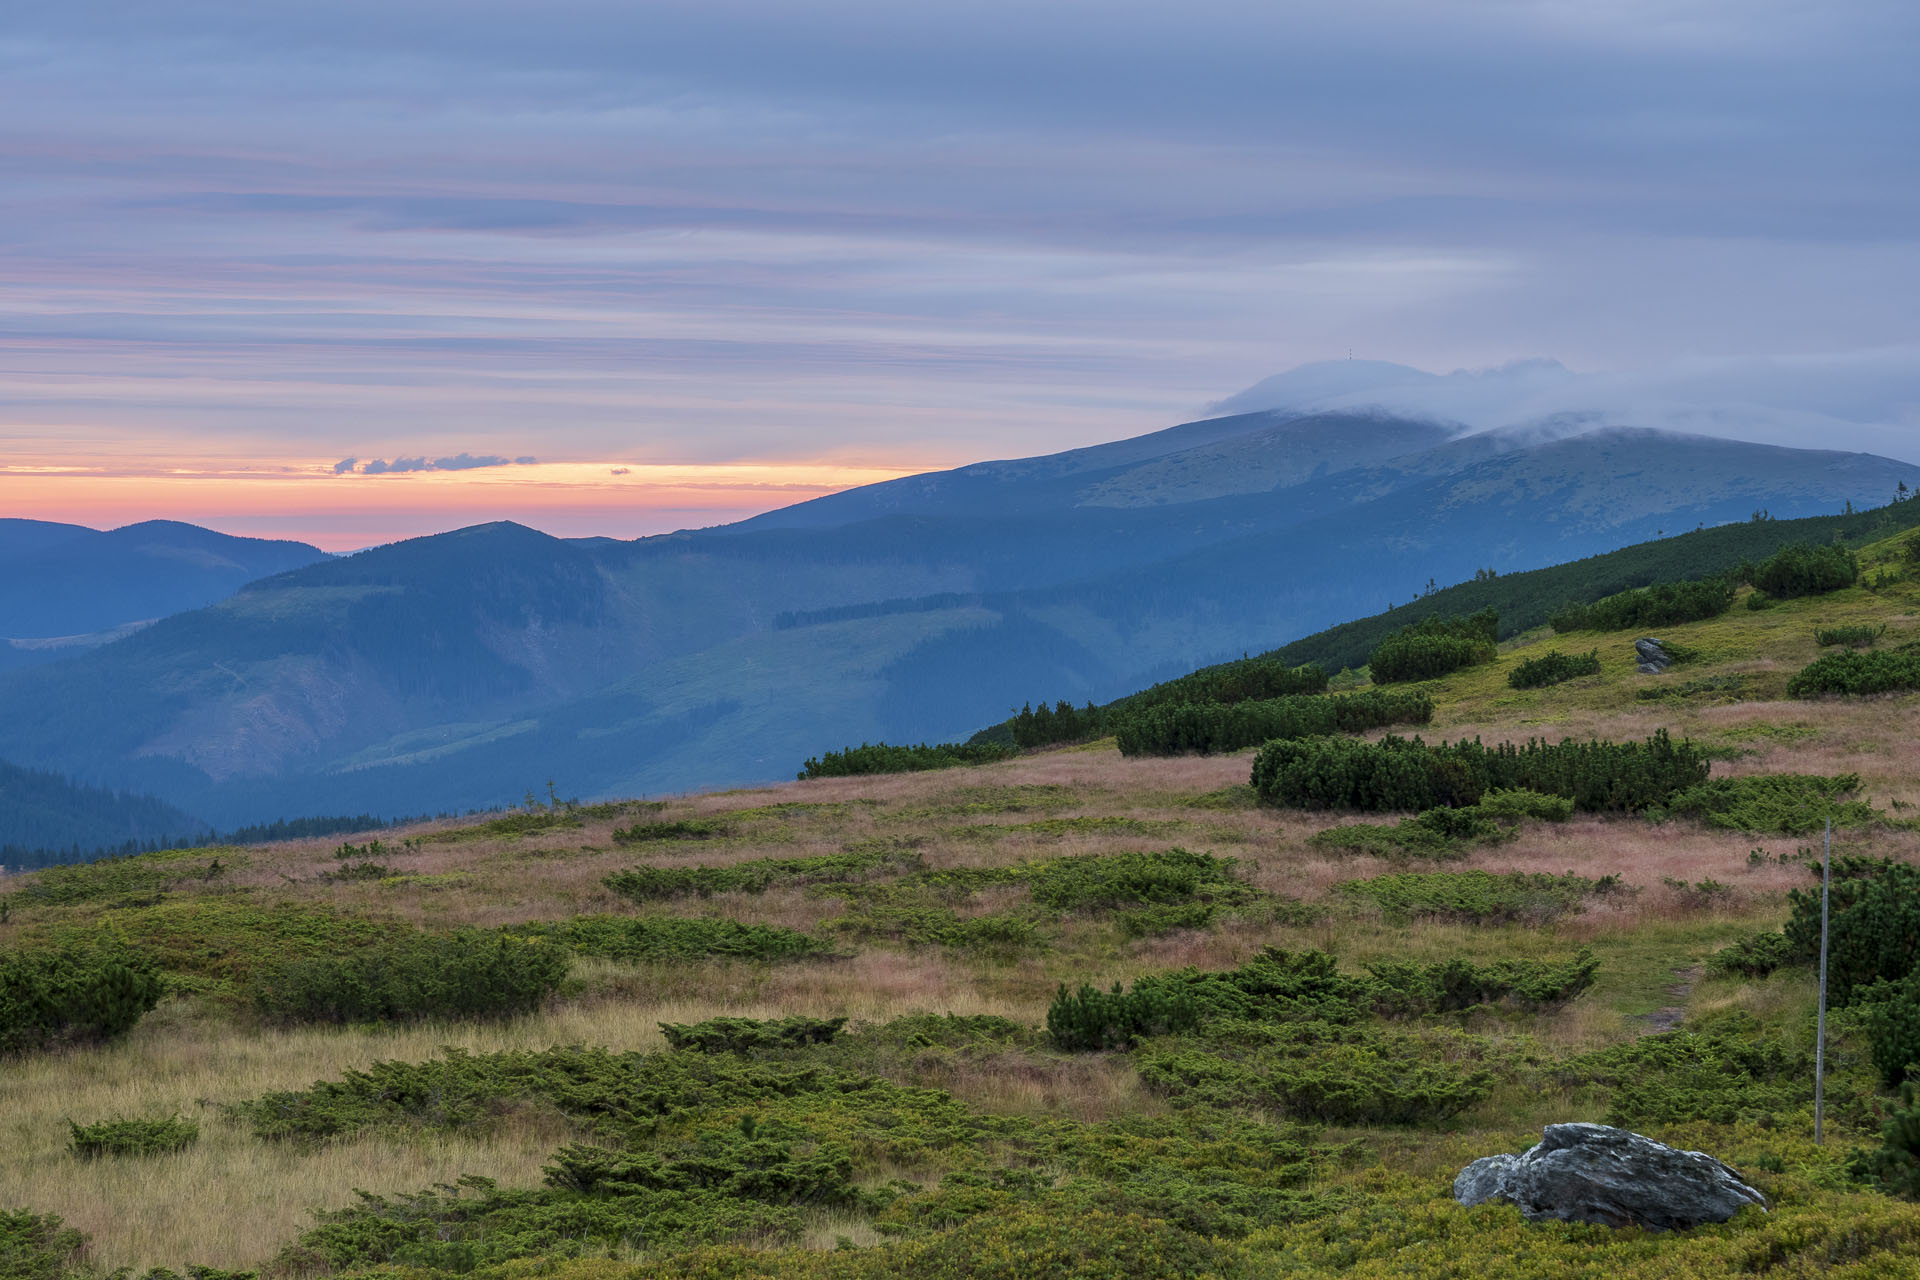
{"left": 797, "top": 741, "right": 1019, "bottom": 780}
{"left": 1367, "top": 608, "right": 1498, "bottom": 683}
{"left": 1549, "top": 576, "right": 1737, "bottom": 633}
{"left": 1660, "top": 772, "right": 1875, "bottom": 834}
{"left": 1335, "top": 870, "right": 1619, "bottom": 925}
{"left": 1788, "top": 646, "right": 1920, "bottom": 696}
{"left": 1506, "top": 649, "right": 1601, "bottom": 689}
{"left": 1816, "top": 623, "right": 1887, "bottom": 649}
{"left": 0, "top": 939, "right": 163, "bottom": 1054}
{"left": 68, "top": 1115, "right": 199, "bottom": 1159}
{"left": 1113, "top": 689, "right": 1432, "bottom": 756}
{"left": 1784, "top": 857, "right": 1920, "bottom": 1005}
{"left": 248, "top": 929, "right": 568, "bottom": 1025}
{"left": 1251, "top": 729, "right": 1707, "bottom": 813}
{"left": 1752, "top": 542, "right": 1859, "bottom": 598}
{"left": 659, "top": 1016, "right": 848, "bottom": 1054}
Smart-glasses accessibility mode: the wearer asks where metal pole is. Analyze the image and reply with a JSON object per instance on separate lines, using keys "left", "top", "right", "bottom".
{"left": 1815, "top": 817, "right": 1832, "bottom": 1145}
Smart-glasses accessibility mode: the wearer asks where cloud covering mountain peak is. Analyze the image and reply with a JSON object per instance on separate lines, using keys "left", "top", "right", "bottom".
{"left": 1213, "top": 350, "right": 1920, "bottom": 463}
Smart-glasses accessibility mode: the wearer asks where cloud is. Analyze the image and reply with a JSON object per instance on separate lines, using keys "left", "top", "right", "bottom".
{"left": 1212, "top": 349, "right": 1920, "bottom": 463}
{"left": 349, "top": 453, "right": 536, "bottom": 474}
{"left": 430, "top": 452, "right": 510, "bottom": 471}
{"left": 609, "top": 467, "right": 630, "bottom": 475}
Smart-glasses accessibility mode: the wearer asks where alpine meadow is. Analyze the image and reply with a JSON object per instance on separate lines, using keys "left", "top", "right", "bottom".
{"left": 9, "top": 2, "right": 1920, "bottom": 1277}
{"left": 10, "top": 497, "right": 1920, "bottom": 1277}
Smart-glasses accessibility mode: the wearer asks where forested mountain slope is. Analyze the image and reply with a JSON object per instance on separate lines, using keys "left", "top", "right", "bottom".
{"left": 0, "top": 519, "right": 326, "bottom": 671}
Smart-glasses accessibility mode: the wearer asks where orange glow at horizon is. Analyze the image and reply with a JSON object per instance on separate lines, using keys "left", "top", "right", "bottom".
{"left": 0, "top": 459, "right": 929, "bottom": 550}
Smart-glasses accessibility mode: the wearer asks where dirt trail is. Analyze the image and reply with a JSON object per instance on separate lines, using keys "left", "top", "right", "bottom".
{"left": 1638, "top": 964, "right": 1701, "bottom": 1034}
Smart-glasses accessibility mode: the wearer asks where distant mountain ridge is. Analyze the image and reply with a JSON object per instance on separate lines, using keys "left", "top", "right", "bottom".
{"left": 0, "top": 519, "right": 328, "bottom": 671}
{"left": 2, "top": 408, "right": 1916, "bottom": 828}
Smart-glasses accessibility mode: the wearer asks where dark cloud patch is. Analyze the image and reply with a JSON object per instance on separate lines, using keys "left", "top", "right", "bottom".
{"left": 360, "top": 457, "right": 429, "bottom": 474}
{"left": 352, "top": 453, "right": 535, "bottom": 474}
{"left": 331, "top": 457, "right": 357, "bottom": 474}
{"left": 432, "top": 452, "right": 511, "bottom": 470}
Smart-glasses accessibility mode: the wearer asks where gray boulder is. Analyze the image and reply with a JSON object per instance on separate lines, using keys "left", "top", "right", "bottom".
{"left": 1453, "top": 1123, "right": 1768, "bottom": 1231}
{"left": 1635, "top": 638, "right": 1671, "bottom": 674}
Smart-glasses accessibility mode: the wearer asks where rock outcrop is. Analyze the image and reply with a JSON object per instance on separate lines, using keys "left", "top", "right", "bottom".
{"left": 1635, "top": 638, "right": 1672, "bottom": 674}
{"left": 1453, "top": 1123, "right": 1768, "bottom": 1231}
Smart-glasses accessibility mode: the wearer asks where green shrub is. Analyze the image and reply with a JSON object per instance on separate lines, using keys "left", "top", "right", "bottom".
{"left": 1366, "top": 950, "right": 1599, "bottom": 1015}
{"left": 828, "top": 905, "right": 1041, "bottom": 954}
{"left": 1817, "top": 624, "right": 1887, "bottom": 649}
{"left": 1311, "top": 791, "right": 1566, "bottom": 858}
{"left": 240, "top": 1045, "right": 844, "bottom": 1143}
{"left": 1506, "top": 649, "right": 1602, "bottom": 689}
{"left": 13, "top": 850, "right": 237, "bottom": 906}
{"left": 1706, "top": 931, "right": 1796, "bottom": 978}
{"left": 1135, "top": 1023, "right": 1492, "bottom": 1124}
{"left": 1309, "top": 819, "right": 1473, "bottom": 860}
{"left": 660, "top": 1016, "right": 848, "bottom": 1055}
{"left": 1116, "top": 902, "right": 1223, "bottom": 937}
{"left": 1859, "top": 977, "right": 1920, "bottom": 1087}
{"left": 1047, "top": 981, "right": 1202, "bottom": 1051}
{"left": 0, "top": 939, "right": 163, "bottom": 1054}
{"left": 423, "top": 810, "right": 586, "bottom": 843}
{"left": 1475, "top": 788, "right": 1575, "bottom": 821}
{"left": 1549, "top": 576, "right": 1737, "bottom": 633}
{"left": 0, "top": 1210, "right": 87, "bottom": 1280}
{"left": 1118, "top": 657, "right": 1328, "bottom": 711}
{"left": 1788, "top": 647, "right": 1920, "bottom": 696}
{"left": 287, "top": 1129, "right": 865, "bottom": 1270}
{"left": 1368, "top": 635, "right": 1496, "bottom": 683}
{"left": 862, "top": 1013, "right": 1034, "bottom": 1052}
{"left": 604, "top": 849, "right": 917, "bottom": 902}
{"left": 1636, "top": 673, "right": 1747, "bottom": 702}
{"left": 1113, "top": 689, "right": 1432, "bottom": 757}
{"left": 320, "top": 859, "right": 394, "bottom": 882}
{"left": 1853, "top": 1079, "right": 1920, "bottom": 1199}
{"left": 518, "top": 915, "right": 830, "bottom": 963}
{"left": 1050, "top": 946, "right": 1597, "bottom": 1052}
{"left": 797, "top": 742, "right": 1019, "bottom": 780}
{"left": 611, "top": 818, "right": 732, "bottom": 844}
{"left": 1784, "top": 857, "right": 1920, "bottom": 1005}
{"left": 248, "top": 929, "right": 568, "bottom": 1025}
{"left": 1335, "top": 870, "right": 1618, "bottom": 925}
{"left": 1660, "top": 772, "right": 1876, "bottom": 834}
{"left": 68, "top": 1115, "right": 199, "bottom": 1159}
{"left": 1251, "top": 729, "right": 1707, "bottom": 813}
{"left": 79, "top": 899, "right": 402, "bottom": 985}
{"left": 1025, "top": 849, "right": 1247, "bottom": 913}
{"left": 1753, "top": 542, "right": 1859, "bottom": 598}
{"left": 1569, "top": 1014, "right": 1812, "bottom": 1126}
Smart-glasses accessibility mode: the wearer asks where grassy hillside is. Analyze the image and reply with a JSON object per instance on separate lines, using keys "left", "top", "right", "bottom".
{"left": 4, "top": 528, "right": 1920, "bottom": 1277}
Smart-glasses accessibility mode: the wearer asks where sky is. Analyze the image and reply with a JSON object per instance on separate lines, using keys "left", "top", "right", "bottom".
{"left": 2, "top": 0, "right": 1917, "bottom": 549}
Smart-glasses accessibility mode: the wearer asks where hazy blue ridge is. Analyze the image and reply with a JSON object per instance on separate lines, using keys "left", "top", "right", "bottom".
{"left": 0, "top": 416, "right": 1915, "bottom": 829}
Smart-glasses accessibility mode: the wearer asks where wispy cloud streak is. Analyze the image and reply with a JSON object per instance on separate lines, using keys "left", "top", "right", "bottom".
{"left": 0, "top": 0, "right": 1915, "bottom": 543}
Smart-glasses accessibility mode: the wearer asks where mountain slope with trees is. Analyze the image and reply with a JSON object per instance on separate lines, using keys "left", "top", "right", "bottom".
{"left": 0, "top": 413, "right": 1915, "bottom": 827}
